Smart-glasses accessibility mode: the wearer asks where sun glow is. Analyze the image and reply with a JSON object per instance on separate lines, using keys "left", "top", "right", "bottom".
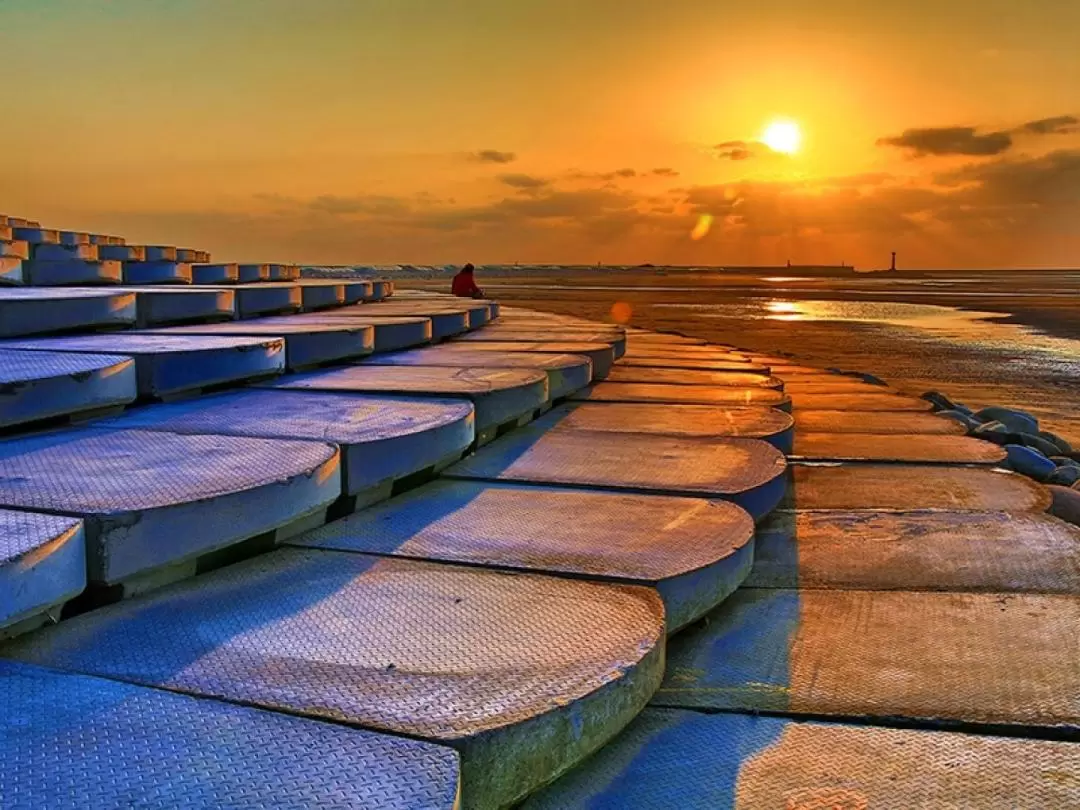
{"left": 761, "top": 119, "right": 802, "bottom": 154}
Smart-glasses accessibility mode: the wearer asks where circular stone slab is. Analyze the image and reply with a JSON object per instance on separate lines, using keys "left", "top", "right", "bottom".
{"left": 0, "top": 349, "right": 136, "bottom": 428}
{"left": 0, "top": 428, "right": 340, "bottom": 584}
{"left": 781, "top": 380, "right": 893, "bottom": 393}
{"left": 524, "top": 708, "right": 1080, "bottom": 809}
{"left": 0, "top": 661, "right": 460, "bottom": 809}
{"left": 109, "top": 286, "right": 237, "bottom": 327}
{"left": 782, "top": 465, "right": 1051, "bottom": 511}
{"left": 433, "top": 341, "right": 616, "bottom": 378}
{"left": 792, "top": 434, "right": 1007, "bottom": 464}
{"left": 276, "top": 314, "right": 434, "bottom": 352}
{"left": 795, "top": 410, "right": 965, "bottom": 435}
{"left": 265, "top": 365, "right": 548, "bottom": 430}
{"left": 606, "top": 367, "right": 781, "bottom": 388}
{"left": 789, "top": 392, "right": 933, "bottom": 411}
{"left": 349, "top": 304, "right": 468, "bottom": 339}
{"left": 570, "top": 382, "right": 791, "bottom": 411}
{"left": 100, "top": 390, "right": 475, "bottom": 496}
{"left": 446, "top": 428, "right": 788, "bottom": 518}
{"left": 458, "top": 330, "right": 626, "bottom": 357}
{"left": 622, "top": 347, "right": 751, "bottom": 360}
{"left": 616, "top": 356, "right": 766, "bottom": 372}
{"left": 540, "top": 402, "right": 794, "bottom": 452}
{"left": 362, "top": 349, "right": 594, "bottom": 398}
{"left": 0, "top": 334, "right": 286, "bottom": 398}
{"left": 0, "top": 289, "right": 136, "bottom": 337}
{"left": 4, "top": 550, "right": 664, "bottom": 810}
{"left": 0, "top": 510, "right": 85, "bottom": 634}
{"left": 746, "top": 509, "right": 1080, "bottom": 593}
{"left": 290, "top": 479, "right": 755, "bottom": 631}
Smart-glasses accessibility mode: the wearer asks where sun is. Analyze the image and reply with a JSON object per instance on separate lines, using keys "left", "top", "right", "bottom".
{"left": 761, "top": 119, "right": 801, "bottom": 154}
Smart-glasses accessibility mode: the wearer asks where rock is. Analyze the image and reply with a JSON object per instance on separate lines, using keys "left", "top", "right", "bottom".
{"left": 1049, "top": 466, "right": 1080, "bottom": 487}
{"left": 920, "top": 391, "right": 957, "bottom": 412}
{"left": 1038, "top": 430, "right": 1073, "bottom": 454}
{"left": 1015, "top": 432, "right": 1065, "bottom": 458}
{"left": 974, "top": 406, "right": 1038, "bottom": 434}
{"left": 1047, "top": 485, "right": 1080, "bottom": 526}
{"left": 1051, "top": 456, "right": 1080, "bottom": 469}
{"left": 1003, "top": 444, "right": 1056, "bottom": 481}
{"left": 938, "top": 409, "right": 981, "bottom": 431}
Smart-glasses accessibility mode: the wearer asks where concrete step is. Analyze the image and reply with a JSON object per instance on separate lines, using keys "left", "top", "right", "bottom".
{"left": 0, "top": 349, "right": 136, "bottom": 428}
{"left": 788, "top": 391, "right": 933, "bottom": 411}
{"left": 458, "top": 329, "right": 626, "bottom": 357}
{"left": 0, "top": 289, "right": 136, "bottom": 336}
{"left": 23, "top": 259, "right": 122, "bottom": 285}
{"left": 794, "top": 409, "right": 965, "bottom": 434}
{"left": 791, "top": 433, "right": 1007, "bottom": 464}
{"left": 606, "top": 366, "right": 781, "bottom": 388}
{"left": 433, "top": 340, "right": 615, "bottom": 378}
{"left": 122, "top": 261, "right": 192, "bottom": 285}
{"left": 571, "top": 382, "right": 791, "bottom": 411}
{"left": 265, "top": 313, "right": 433, "bottom": 352}
{"left": 192, "top": 263, "right": 239, "bottom": 284}
{"left": 0, "top": 512, "right": 85, "bottom": 637}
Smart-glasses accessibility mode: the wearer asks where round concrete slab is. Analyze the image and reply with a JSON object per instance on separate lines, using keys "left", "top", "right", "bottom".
{"left": 236, "top": 264, "right": 270, "bottom": 282}
{"left": 277, "top": 313, "right": 433, "bottom": 352}
{"left": 0, "top": 428, "right": 340, "bottom": 584}
{"left": 795, "top": 410, "right": 965, "bottom": 435}
{"left": 122, "top": 261, "right": 192, "bottom": 285}
{"left": 296, "top": 281, "right": 345, "bottom": 310}
{"left": 363, "top": 349, "right": 593, "bottom": 399}
{"left": 265, "top": 365, "right": 548, "bottom": 432}
{"left": 782, "top": 465, "right": 1051, "bottom": 511}
{"left": 0, "top": 510, "right": 84, "bottom": 635}
{"left": 361, "top": 301, "right": 489, "bottom": 330}
{"left": 446, "top": 429, "right": 788, "bottom": 518}
{"left": 622, "top": 346, "right": 750, "bottom": 360}
{"left": 606, "top": 367, "right": 782, "bottom": 388}
{"left": 616, "top": 356, "right": 766, "bottom": 372}
{"left": 458, "top": 330, "right": 626, "bottom": 357}
{"left": 107, "top": 286, "right": 237, "bottom": 327}
{"left": 4, "top": 550, "right": 664, "bottom": 809}
{"left": 348, "top": 304, "right": 468, "bottom": 338}
{"left": 524, "top": 707, "right": 1080, "bottom": 809}
{"left": 24, "top": 259, "right": 123, "bottom": 285}
{"left": 227, "top": 284, "right": 301, "bottom": 316}
{"left": 570, "top": 382, "right": 792, "bottom": 411}
{"left": 0, "top": 334, "right": 286, "bottom": 398}
{"left": 192, "top": 263, "right": 239, "bottom": 283}
{"left": 101, "top": 390, "right": 475, "bottom": 497}
{"left": 300, "top": 278, "right": 373, "bottom": 304}
{"left": 0, "top": 349, "right": 137, "bottom": 428}
{"left": 290, "top": 479, "right": 755, "bottom": 631}
{"left": 0, "top": 289, "right": 137, "bottom": 337}
{"left": 655, "top": 588, "right": 1080, "bottom": 730}
{"left": 789, "top": 392, "right": 933, "bottom": 411}
{"left": 142, "top": 320, "right": 375, "bottom": 369}
{"left": 746, "top": 509, "right": 1080, "bottom": 593}
{"left": 0, "top": 661, "right": 460, "bottom": 809}
{"left": 539, "top": 402, "right": 794, "bottom": 452}
{"left": 792, "top": 433, "right": 1006, "bottom": 464}
{"left": 781, "top": 380, "right": 893, "bottom": 393}
{"left": 433, "top": 340, "right": 616, "bottom": 378}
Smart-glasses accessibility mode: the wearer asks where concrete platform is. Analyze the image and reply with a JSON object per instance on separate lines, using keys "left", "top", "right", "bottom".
{"left": 278, "top": 313, "right": 433, "bottom": 352}
{"left": 538, "top": 402, "right": 795, "bottom": 452}
{"left": 792, "top": 433, "right": 1007, "bottom": 464}
{"left": 458, "top": 329, "right": 627, "bottom": 357}
{"left": 362, "top": 348, "right": 593, "bottom": 399}
{"left": 290, "top": 479, "right": 754, "bottom": 632}
{"left": 617, "top": 356, "right": 767, "bottom": 373}
{"left": 621, "top": 347, "right": 751, "bottom": 360}
{"left": 192, "top": 263, "right": 239, "bottom": 284}
{"left": 369, "top": 280, "right": 392, "bottom": 300}
{"left": 0, "top": 289, "right": 137, "bottom": 337}
{"left": 570, "top": 382, "right": 791, "bottom": 411}
{"left": 434, "top": 340, "right": 616, "bottom": 378}
{"left": 524, "top": 708, "right": 1080, "bottom": 809}
{"left": 2, "top": 550, "right": 664, "bottom": 809}
{"left": 97, "top": 245, "right": 146, "bottom": 261}
{"left": 300, "top": 278, "right": 373, "bottom": 304}
{"left": 745, "top": 510, "right": 1080, "bottom": 593}
{"left": 269, "top": 263, "right": 299, "bottom": 281}
{"left": 143, "top": 320, "right": 374, "bottom": 370}
{"left": 101, "top": 390, "right": 475, "bottom": 501}
{"left": 11, "top": 227, "right": 58, "bottom": 244}
{"left": 23, "top": 259, "right": 122, "bottom": 285}
{"left": 30, "top": 243, "right": 98, "bottom": 261}
{"left": 0, "top": 661, "right": 461, "bottom": 809}
{"left": 359, "top": 302, "right": 486, "bottom": 333}
{"left": 606, "top": 367, "right": 782, "bottom": 388}
{"left": 122, "top": 261, "right": 192, "bottom": 285}
{"left": 142, "top": 246, "right": 177, "bottom": 261}
{"left": 789, "top": 392, "right": 933, "bottom": 411}
{"left": 0, "top": 512, "right": 84, "bottom": 637}
{"left": 654, "top": 587, "right": 1080, "bottom": 731}
{"left": 81, "top": 286, "right": 237, "bottom": 327}
{"left": 0, "top": 428, "right": 340, "bottom": 586}
{"left": 0, "top": 349, "right": 137, "bottom": 428}
{"left": 624, "top": 333, "right": 707, "bottom": 345}
{"left": 265, "top": 365, "right": 548, "bottom": 441}
{"left": 292, "top": 281, "right": 345, "bottom": 310}
{"left": 0, "top": 334, "right": 286, "bottom": 398}
{"left": 192, "top": 284, "right": 301, "bottom": 316}
{"left": 236, "top": 264, "right": 269, "bottom": 282}
{"left": 795, "top": 409, "right": 965, "bottom": 435}
{"left": 446, "top": 429, "right": 788, "bottom": 519}
{"left": 781, "top": 465, "right": 1051, "bottom": 511}
{"left": 781, "top": 379, "right": 892, "bottom": 393}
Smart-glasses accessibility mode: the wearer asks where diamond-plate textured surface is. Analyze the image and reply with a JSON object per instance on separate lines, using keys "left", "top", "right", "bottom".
{"left": 606, "top": 367, "right": 781, "bottom": 388}
{"left": 782, "top": 464, "right": 1051, "bottom": 511}
{"left": 290, "top": 479, "right": 753, "bottom": 628}
{"left": 747, "top": 509, "right": 1080, "bottom": 593}
{"left": 524, "top": 708, "right": 1080, "bottom": 809}
{"left": 0, "top": 348, "right": 132, "bottom": 384}
{"left": 0, "top": 510, "right": 85, "bottom": 630}
{"left": 0, "top": 661, "right": 460, "bottom": 810}
{"left": 3, "top": 550, "right": 664, "bottom": 809}
{"left": 0, "top": 289, "right": 136, "bottom": 337}
{"left": 436, "top": 341, "right": 615, "bottom": 377}
{"left": 446, "top": 428, "right": 787, "bottom": 518}
{"left": 792, "top": 433, "right": 1006, "bottom": 464}
{"left": 788, "top": 392, "right": 933, "bottom": 411}
{"left": 656, "top": 588, "right": 1080, "bottom": 728}
{"left": 570, "top": 382, "right": 790, "bottom": 410}
{"left": 0, "top": 333, "right": 282, "bottom": 355}
{"left": 0, "top": 509, "right": 82, "bottom": 567}
{"left": 541, "top": 403, "right": 794, "bottom": 451}
{"left": 99, "top": 390, "right": 474, "bottom": 495}
{"left": 794, "top": 409, "right": 965, "bottom": 434}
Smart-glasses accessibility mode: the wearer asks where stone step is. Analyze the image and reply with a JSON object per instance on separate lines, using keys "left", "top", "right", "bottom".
{"left": 264, "top": 313, "right": 433, "bottom": 352}
{"left": 791, "top": 433, "right": 1006, "bottom": 464}
{"left": 571, "top": 382, "right": 791, "bottom": 411}
{"left": 1, "top": 550, "right": 664, "bottom": 809}
{"left": 789, "top": 391, "right": 933, "bottom": 411}
{"left": 0, "top": 661, "right": 461, "bottom": 808}
{"left": 433, "top": 340, "right": 615, "bottom": 378}
{"left": 606, "top": 366, "right": 781, "bottom": 388}
{"left": 458, "top": 329, "right": 626, "bottom": 357}
{"left": 615, "top": 356, "right": 765, "bottom": 372}
{"left": 23, "top": 259, "right": 122, "bottom": 285}
{"left": 0, "top": 288, "right": 136, "bottom": 336}
{"left": 192, "top": 263, "right": 238, "bottom": 284}
{"left": 0, "top": 349, "right": 136, "bottom": 428}
{"left": 192, "top": 283, "right": 301, "bottom": 317}
{"left": 29, "top": 243, "right": 98, "bottom": 261}
{"left": 794, "top": 409, "right": 965, "bottom": 434}
{"left": 0, "top": 512, "right": 85, "bottom": 637}
{"left": 298, "top": 278, "right": 372, "bottom": 304}
{"left": 97, "top": 244, "right": 146, "bottom": 261}
{"left": 237, "top": 263, "right": 270, "bottom": 282}
{"left": 122, "top": 261, "right": 192, "bottom": 285}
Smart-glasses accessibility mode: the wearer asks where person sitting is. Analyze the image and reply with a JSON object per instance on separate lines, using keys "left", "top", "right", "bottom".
{"left": 451, "top": 263, "right": 484, "bottom": 298}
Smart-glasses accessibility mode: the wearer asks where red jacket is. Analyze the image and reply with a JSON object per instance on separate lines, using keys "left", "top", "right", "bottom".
{"left": 452, "top": 271, "right": 482, "bottom": 298}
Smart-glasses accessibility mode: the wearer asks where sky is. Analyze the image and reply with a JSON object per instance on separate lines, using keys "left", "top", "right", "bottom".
{"left": 3, "top": 0, "right": 1079, "bottom": 268}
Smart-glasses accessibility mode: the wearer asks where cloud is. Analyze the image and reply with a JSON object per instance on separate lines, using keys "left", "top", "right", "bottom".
{"left": 714, "top": 140, "right": 757, "bottom": 160}
{"left": 305, "top": 194, "right": 412, "bottom": 216}
{"left": 651, "top": 168, "right": 679, "bottom": 177}
{"left": 470, "top": 149, "right": 517, "bottom": 164}
{"left": 878, "top": 126, "right": 1013, "bottom": 157}
{"left": 1019, "top": 115, "right": 1079, "bottom": 135}
{"left": 497, "top": 173, "right": 550, "bottom": 191}
{"left": 566, "top": 167, "right": 640, "bottom": 182}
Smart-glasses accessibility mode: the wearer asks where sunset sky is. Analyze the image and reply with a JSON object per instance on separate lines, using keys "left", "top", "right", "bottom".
{"left": 4, "top": 0, "right": 1079, "bottom": 268}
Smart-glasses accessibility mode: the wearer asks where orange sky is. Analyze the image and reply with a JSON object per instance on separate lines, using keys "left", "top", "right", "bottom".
{"left": 3, "top": 0, "right": 1079, "bottom": 268}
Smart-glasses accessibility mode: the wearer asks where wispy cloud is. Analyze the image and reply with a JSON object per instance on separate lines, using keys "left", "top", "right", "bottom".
{"left": 470, "top": 149, "right": 517, "bottom": 164}
{"left": 878, "top": 126, "right": 1012, "bottom": 157}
